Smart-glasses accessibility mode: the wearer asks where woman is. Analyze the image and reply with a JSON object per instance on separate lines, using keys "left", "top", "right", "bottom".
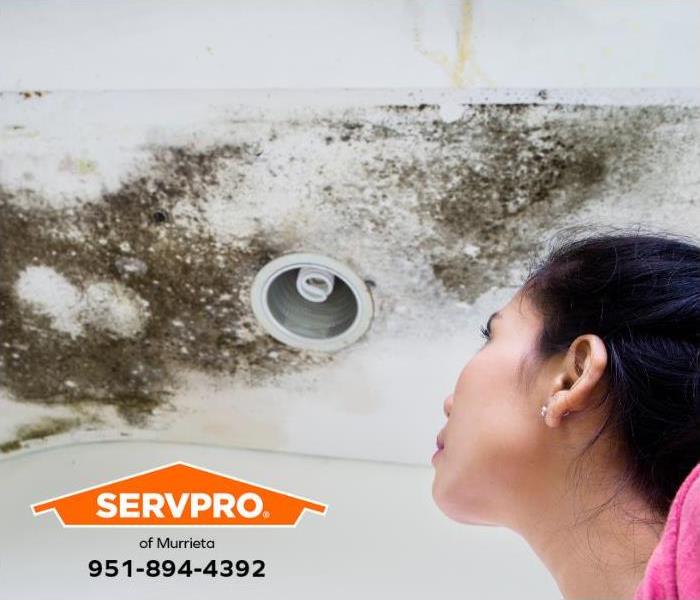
{"left": 431, "top": 226, "right": 700, "bottom": 599}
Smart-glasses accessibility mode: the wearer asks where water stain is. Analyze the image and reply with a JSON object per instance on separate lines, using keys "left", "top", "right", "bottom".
{"left": 412, "top": 0, "right": 494, "bottom": 87}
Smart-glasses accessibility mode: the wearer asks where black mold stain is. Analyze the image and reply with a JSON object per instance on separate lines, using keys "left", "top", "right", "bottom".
{"left": 385, "top": 103, "right": 438, "bottom": 112}
{"left": 323, "top": 119, "right": 401, "bottom": 143}
{"left": 0, "top": 417, "right": 80, "bottom": 453}
{"left": 362, "top": 103, "right": 698, "bottom": 302}
{"left": 19, "top": 90, "right": 47, "bottom": 100}
{"left": 0, "top": 144, "right": 335, "bottom": 437}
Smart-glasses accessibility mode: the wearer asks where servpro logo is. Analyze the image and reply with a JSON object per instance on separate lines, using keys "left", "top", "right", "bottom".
{"left": 31, "top": 462, "right": 328, "bottom": 527}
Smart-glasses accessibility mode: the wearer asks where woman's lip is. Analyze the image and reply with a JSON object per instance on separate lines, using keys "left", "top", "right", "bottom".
{"left": 436, "top": 432, "right": 445, "bottom": 450}
{"left": 432, "top": 432, "right": 445, "bottom": 462}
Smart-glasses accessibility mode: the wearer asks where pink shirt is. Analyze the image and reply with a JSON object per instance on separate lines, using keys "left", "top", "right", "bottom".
{"left": 634, "top": 462, "right": 700, "bottom": 600}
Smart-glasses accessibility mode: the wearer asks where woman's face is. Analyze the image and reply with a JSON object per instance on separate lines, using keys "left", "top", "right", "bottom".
{"left": 431, "top": 289, "right": 556, "bottom": 527}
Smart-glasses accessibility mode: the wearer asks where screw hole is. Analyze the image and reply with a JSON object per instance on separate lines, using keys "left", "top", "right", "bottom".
{"left": 152, "top": 209, "right": 169, "bottom": 224}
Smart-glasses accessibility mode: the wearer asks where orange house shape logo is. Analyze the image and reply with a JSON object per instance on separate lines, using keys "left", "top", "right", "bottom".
{"left": 32, "top": 462, "right": 328, "bottom": 527}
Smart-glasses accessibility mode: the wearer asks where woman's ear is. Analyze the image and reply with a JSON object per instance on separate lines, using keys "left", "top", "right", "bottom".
{"left": 544, "top": 334, "right": 608, "bottom": 428}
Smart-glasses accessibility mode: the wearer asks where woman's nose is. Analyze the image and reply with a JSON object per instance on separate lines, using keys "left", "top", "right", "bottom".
{"left": 443, "top": 393, "right": 454, "bottom": 417}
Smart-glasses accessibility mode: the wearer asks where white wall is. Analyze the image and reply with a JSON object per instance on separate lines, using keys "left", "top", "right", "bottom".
{"left": 1, "top": 0, "right": 698, "bottom": 90}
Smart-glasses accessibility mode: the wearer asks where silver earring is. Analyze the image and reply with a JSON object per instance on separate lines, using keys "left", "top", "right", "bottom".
{"left": 541, "top": 395, "right": 557, "bottom": 418}
{"left": 542, "top": 401, "right": 572, "bottom": 419}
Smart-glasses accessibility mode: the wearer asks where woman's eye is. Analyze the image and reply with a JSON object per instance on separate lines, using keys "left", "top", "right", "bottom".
{"left": 479, "top": 324, "right": 491, "bottom": 341}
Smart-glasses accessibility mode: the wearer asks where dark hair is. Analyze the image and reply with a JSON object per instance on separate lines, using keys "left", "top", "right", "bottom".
{"left": 520, "top": 224, "right": 700, "bottom": 521}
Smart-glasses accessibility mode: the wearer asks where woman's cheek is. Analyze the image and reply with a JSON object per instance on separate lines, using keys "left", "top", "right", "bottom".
{"left": 441, "top": 390, "right": 540, "bottom": 509}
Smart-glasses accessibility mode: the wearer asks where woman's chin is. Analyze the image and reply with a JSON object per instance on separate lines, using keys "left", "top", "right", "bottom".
{"left": 432, "top": 478, "right": 497, "bottom": 526}
{"left": 436, "top": 503, "right": 497, "bottom": 526}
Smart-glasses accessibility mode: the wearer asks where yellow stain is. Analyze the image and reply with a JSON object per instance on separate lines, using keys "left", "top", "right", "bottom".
{"left": 414, "top": 0, "right": 494, "bottom": 88}
{"left": 75, "top": 159, "right": 97, "bottom": 175}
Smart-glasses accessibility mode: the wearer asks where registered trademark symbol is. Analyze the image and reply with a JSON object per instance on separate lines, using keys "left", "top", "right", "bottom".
{"left": 263, "top": 511, "right": 270, "bottom": 518}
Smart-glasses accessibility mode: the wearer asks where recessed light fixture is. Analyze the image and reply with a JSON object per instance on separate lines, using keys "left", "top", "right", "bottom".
{"left": 250, "top": 253, "right": 374, "bottom": 352}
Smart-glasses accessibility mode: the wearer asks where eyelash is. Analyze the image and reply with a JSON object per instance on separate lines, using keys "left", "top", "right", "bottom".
{"left": 479, "top": 324, "right": 491, "bottom": 341}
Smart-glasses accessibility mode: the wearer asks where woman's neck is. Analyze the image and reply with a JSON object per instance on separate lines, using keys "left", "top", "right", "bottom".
{"left": 511, "top": 469, "right": 665, "bottom": 599}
